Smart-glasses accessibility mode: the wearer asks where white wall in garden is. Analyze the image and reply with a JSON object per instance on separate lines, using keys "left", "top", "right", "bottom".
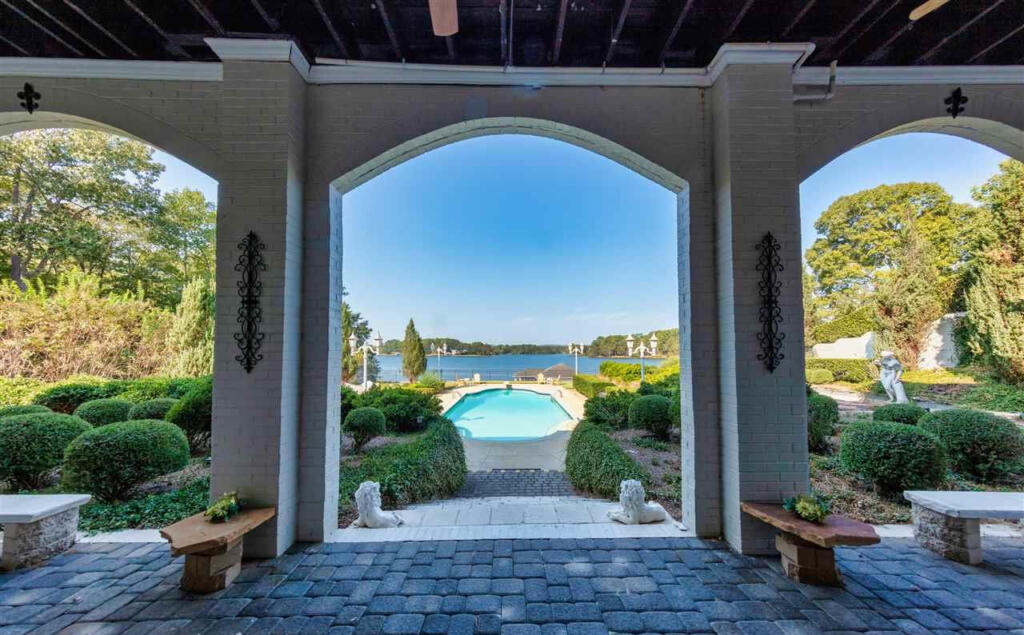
{"left": 918, "top": 313, "right": 966, "bottom": 370}
{"left": 811, "top": 332, "right": 875, "bottom": 359}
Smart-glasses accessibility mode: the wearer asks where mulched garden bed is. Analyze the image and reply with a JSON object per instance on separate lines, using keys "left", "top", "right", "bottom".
{"left": 607, "top": 428, "right": 682, "bottom": 521}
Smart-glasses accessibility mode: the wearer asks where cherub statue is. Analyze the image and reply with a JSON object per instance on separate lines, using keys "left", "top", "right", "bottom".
{"left": 875, "top": 350, "right": 909, "bottom": 404}
{"left": 352, "top": 481, "right": 403, "bottom": 528}
{"left": 608, "top": 480, "right": 668, "bottom": 525}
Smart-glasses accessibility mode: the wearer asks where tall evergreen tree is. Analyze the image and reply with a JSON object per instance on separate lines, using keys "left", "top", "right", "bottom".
{"left": 401, "top": 318, "right": 426, "bottom": 382}
{"left": 161, "top": 277, "right": 214, "bottom": 377}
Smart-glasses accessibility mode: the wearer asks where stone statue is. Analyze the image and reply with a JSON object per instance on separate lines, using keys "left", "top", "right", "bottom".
{"left": 608, "top": 480, "right": 668, "bottom": 525}
{"left": 352, "top": 481, "right": 403, "bottom": 528}
{"left": 876, "top": 350, "right": 909, "bottom": 404}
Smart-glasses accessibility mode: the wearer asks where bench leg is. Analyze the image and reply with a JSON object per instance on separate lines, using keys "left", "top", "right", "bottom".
{"left": 776, "top": 532, "right": 842, "bottom": 586}
{"left": 181, "top": 538, "right": 243, "bottom": 593}
{"left": 1, "top": 508, "right": 80, "bottom": 571}
{"left": 912, "top": 503, "right": 982, "bottom": 565}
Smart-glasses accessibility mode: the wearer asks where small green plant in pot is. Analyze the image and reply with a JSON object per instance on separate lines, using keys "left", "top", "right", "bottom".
{"left": 783, "top": 493, "right": 831, "bottom": 524}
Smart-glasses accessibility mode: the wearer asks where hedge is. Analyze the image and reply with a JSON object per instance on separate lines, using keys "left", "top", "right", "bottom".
{"left": 565, "top": 421, "right": 650, "bottom": 498}
{"left": 113, "top": 377, "right": 205, "bottom": 403}
{"left": 873, "top": 403, "right": 927, "bottom": 425}
{"left": 165, "top": 376, "right": 212, "bottom": 452}
{"left": 73, "top": 398, "right": 134, "bottom": 426}
{"left": 583, "top": 390, "right": 637, "bottom": 429}
{"left": 628, "top": 394, "right": 672, "bottom": 440}
{"left": 354, "top": 387, "right": 442, "bottom": 433}
{"left": 0, "top": 413, "right": 92, "bottom": 490}
{"left": 128, "top": 398, "right": 179, "bottom": 422}
{"left": 63, "top": 420, "right": 190, "bottom": 502}
{"left": 919, "top": 409, "right": 1024, "bottom": 482}
{"left": 805, "top": 368, "right": 834, "bottom": 385}
{"left": 339, "top": 417, "right": 466, "bottom": 509}
{"left": 573, "top": 374, "right": 614, "bottom": 399}
{"left": 599, "top": 361, "right": 643, "bottom": 382}
{"left": 807, "top": 393, "right": 838, "bottom": 452}
{"left": 805, "top": 358, "right": 875, "bottom": 383}
{"left": 812, "top": 306, "right": 877, "bottom": 344}
{"left": 32, "top": 378, "right": 125, "bottom": 413}
{"left": 0, "top": 404, "right": 51, "bottom": 418}
{"left": 344, "top": 407, "right": 387, "bottom": 452}
{"left": 839, "top": 421, "right": 947, "bottom": 493}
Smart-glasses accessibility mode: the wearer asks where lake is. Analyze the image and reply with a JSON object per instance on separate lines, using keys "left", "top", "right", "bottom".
{"left": 374, "top": 353, "right": 665, "bottom": 382}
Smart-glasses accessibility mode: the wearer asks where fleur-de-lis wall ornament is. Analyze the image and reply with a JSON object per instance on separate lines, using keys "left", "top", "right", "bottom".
{"left": 17, "top": 83, "right": 40, "bottom": 114}
{"left": 944, "top": 87, "right": 967, "bottom": 119}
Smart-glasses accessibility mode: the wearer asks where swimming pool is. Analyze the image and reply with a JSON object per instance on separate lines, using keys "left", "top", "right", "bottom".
{"left": 444, "top": 388, "right": 573, "bottom": 441}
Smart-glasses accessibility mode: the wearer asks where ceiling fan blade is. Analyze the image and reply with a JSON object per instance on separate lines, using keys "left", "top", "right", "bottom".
{"left": 429, "top": 0, "right": 459, "bottom": 36}
{"left": 909, "top": 0, "right": 951, "bottom": 21}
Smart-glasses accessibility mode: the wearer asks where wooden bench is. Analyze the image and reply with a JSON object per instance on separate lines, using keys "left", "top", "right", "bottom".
{"left": 904, "top": 491, "right": 1024, "bottom": 565}
{"left": 160, "top": 507, "right": 275, "bottom": 593}
{"left": 742, "top": 502, "right": 880, "bottom": 586}
{"left": 0, "top": 494, "right": 91, "bottom": 570}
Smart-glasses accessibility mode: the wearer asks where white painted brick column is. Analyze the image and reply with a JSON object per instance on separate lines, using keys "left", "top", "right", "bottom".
{"left": 211, "top": 60, "right": 306, "bottom": 558}
{"left": 709, "top": 63, "right": 809, "bottom": 554}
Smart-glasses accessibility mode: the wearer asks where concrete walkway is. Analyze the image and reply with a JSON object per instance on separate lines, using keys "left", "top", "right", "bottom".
{"left": 814, "top": 385, "right": 1024, "bottom": 422}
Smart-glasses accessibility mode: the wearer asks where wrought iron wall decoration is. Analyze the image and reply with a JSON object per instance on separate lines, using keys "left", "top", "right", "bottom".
{"left": 755, "top": 232, "right": 785, "bottom": 373}
{"left": 17, "top": 83, "right": 40, "bottom": 114}
{"left": 234, "top": 231, "right": 266, "bottom": 373}
{"left": 944, "top": 87, "right": 967, "bottom": 118}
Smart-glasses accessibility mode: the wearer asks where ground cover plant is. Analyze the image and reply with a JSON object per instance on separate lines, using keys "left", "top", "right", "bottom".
{"left": 78, "top": 476, "right": 209, "bottom": 534}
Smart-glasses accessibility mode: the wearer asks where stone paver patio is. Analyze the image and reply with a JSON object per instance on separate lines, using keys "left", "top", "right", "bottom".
{"left": 2, "top": 537, "right": 1024, "bottom": 634}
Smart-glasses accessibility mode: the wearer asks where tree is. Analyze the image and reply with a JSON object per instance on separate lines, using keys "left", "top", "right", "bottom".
{"left": 342, "top": 299, "right": 378, "bottom": 384}
{"left": 140, "top": 189, "right": 216, "bottom": 307}
{"left": 162, "top": 277, "right": 215, "bottom": 377}
{"left": 401, "top": 319, "right": 426, "bottom": 382}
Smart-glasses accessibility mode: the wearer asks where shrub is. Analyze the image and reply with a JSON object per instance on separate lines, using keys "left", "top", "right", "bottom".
{"left": 919, "top": 409, "right": 1024, "bottom": 481}
{"left": 599, "top": 361, "right": 643, "bottom": 382}
{"left": 0, "top": 404, "right": 50, "bottom": 418}
{"left": 73, "top": 398, "right": 134, "bottom": 426}
{"left": 872, "top": 403, "right": 927, "bottom": 425}
{"left": 63, "top": 420, "right": 190, "bottom": 502}
{"left": 812, "top": 306, "right": 877, "bottom": 344}
{"left": 344, "top": 407, "right": 387, "bottom": 452}
{"left": 415, "top": 372, "right": 446, "bottom": 394}
{"left": 805, "top": 368, "right": 834, "bottom": 385}
{"left": 628, "top": 394, "right": 673, "bottom": 440}
{"left": 0, "top": 413, "right": 92, "bottom": 490}
{"left": 128, "top": 398, "right": 179, "bottom": 422}
{"left": 0, "top": 376, "right": 47, "bottom": 406}
{"left": 32, "top": 378, "right": 124, "bottom": 413}
{"left": 565, "top": 421, "right": 650, "bottom": 498}
{"left": 839, "top": 421, "right": 947, "bottom": 493}
{"left": 166, "top": 376, "right": 212, "bottom": 452}
{"left": 114, "top": 377, "right": 205, "bottom": 403}
{"left": 573, "top": 374, "right": 614, "bottom": 398}
{"left": 583, "top": 390, "right": 637, "bottom": 429}
{"left": 356, "top": 387, "right": 441, "bottom": 433}
{"left": 807, "top": 393, "right": 839, "bottom": 452}
{"left": 805, "top": 359, "right": 875, "bottom": 383}
{"left": 341, "top": 386, "right": 359, "bottom": 424}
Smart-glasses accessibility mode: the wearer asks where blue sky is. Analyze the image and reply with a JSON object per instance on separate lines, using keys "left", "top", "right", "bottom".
{"left": 154, "top": 132, "right": 1008, "bottom": 345}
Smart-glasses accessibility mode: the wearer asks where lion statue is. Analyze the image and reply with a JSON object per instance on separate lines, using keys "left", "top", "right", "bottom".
{"left": 608, "top": 479, "right": 668, "bottom": 525}
{"left": 352, "top": 481, "right": 404, "bottom": 528}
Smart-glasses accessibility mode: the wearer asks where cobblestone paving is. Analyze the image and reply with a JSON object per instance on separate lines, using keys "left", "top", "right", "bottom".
{"left": 1, "top": 537, "right": 1023, "bottom": 634}
{"left": 455, "top": 470, "right": 574, "bottom": 498}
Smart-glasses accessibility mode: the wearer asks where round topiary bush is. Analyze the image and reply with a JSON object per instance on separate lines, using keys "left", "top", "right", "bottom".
{"left": 919, "top": 408, "right": 1024, "bottom": 482}
{"left": 73, "top": 398, "right": 134, "bottom": 426}
{"left": 627, "top": 394, "right": 673, "bottom": 441}
{"left": 807, "top": 393, "right": 839, "bottom": 453}
{"left": 166, "top": 376, "right": 212, "bottom": 452}
{"left": 63, "top": 420, "right": 189, "bottom": 502}
{"left": 0, "top": 404, "right": 51, "bottom": 418}
{"left": 872, "top": 403, "right": 927, "bottom": 425}
{"left": 32, "top": 380, "right": 123, "bottom": 413}
{"left": 344, "top": 407, "right": 387, "bottom": 452}
{"left": 805, "top": 368, "right": 835, "bottom": 385}
{"left": 839, "top": 421, "right": 947, "bottom": 494}
{"left": 127, "top": 398, "right": 179, "bottom": 422}
{"left": 0, "top": 413, "right": 91, "bottom": 490}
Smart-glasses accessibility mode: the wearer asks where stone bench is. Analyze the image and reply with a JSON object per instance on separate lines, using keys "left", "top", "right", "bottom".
{"left": 741, "top": 501, "right": 880, "bottom": 586}
{"left": 0, "top": 494, "right": 91, "bottom": 570}
{"left": 904, "top": 490, "right": 1024, "bottom": 565}
{"left": 160, "top": 507, "right": 275, "bottom": 593}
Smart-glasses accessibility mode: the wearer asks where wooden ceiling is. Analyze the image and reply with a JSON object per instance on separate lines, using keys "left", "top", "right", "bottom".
{"left": 0, "top": 0, "right": 1021, "bottom": 68}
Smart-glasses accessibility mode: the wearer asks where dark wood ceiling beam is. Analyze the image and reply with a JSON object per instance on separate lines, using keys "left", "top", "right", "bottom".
{"left": 657, "top": 0, "right": 695, "bottom": 65}
{"left": 186, "top": 0, "right": 225, "bottom": 35}
{"left": 604, "top": 0, "right": 633, "bottom": 65}
{"left": 0, "top": 33, "right": 31, "bottom": 55}
{"left": 309, "top": 0, "right": 352, "bottom": 58}
{"left": 22, "top": 0, "right": 106, "bottom": 57}
{"left": 967, "top": 22, "right": 1024, "bottom": 63}
{"left": 821, "top": 0, "right": 892, "bottom": 60}
{"left": 249, "top": 0, "right": 279, "bottom": 30}
{"left": 720, "top": 0, "right": 756, "bottom": 42}
{"left": 123, "top": 0, "right": 192, "bottom": 58}
{"left": 0, "top": 0, "right": 83, "bottom": 56}
{"left": 62, "top": 0, "right": 137, "bottom": 57}
{"left": 781, "top": 0, "right": 817, "bottom": 38}
{"left": 860, "top": 20, "right": 911, "bottom": 63}
{"left": 374, "top": 0, "right": 403, "bottom": 61}
{"left": 914, "top": 0, "right": 1005, "bottom": 64}
{"left": 551, "top": 0, "right": 568, "bottom": 64}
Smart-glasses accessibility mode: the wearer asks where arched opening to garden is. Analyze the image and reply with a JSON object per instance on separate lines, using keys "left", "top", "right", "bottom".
{"left": 331, "top": 118, "right": 696, "bottom": 533}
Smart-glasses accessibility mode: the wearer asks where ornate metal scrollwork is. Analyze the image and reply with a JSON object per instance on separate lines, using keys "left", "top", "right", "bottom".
{"left": 755, "top": 232, "right": 785, "bottom": 373}
{"left": 234, "top": 231, "right": 266, "bottom": 373}
{"left": 17, "top": 83, "right": 40, "bottom": 114}
{"left": 944, "top": 87, "right": 967, "bottom": 118}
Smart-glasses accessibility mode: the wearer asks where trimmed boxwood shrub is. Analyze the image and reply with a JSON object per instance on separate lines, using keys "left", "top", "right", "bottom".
{"left": 583, "top": 390, "right": 637, "bottom": 429}
{"left": 63, "top": 420, "right": 190, "bottom": 502}
{"left": 805, "top": 368, "right": 834, "bottom": 385}
{"left": 0, "top": 404, "right": 51, "bottom": 418}
{"left": 573, "top": 374, "right": 614, "bottom": 399}
{"left": 805, "top": 359, "right": 875, "bottom": 383}
{"left": 839, "top": 421, "right": 947, "bottom": 494}
{"left": 32, "top": 379, "right": 124, "bottom": 413}
{"left": 873, "top": 403, "right": 927, "bottom": 425}
{"left": 73, "top": 398, "right": 134, "bottom": 426}
{"left": 919, "top": 409, "right": 1024, "bottom": 481}
{"left": 114, "top": 377, "right": 205, "bottom": 403}
{"left": 628, "top": 394, "right": 672, "bottom": 440}
{"left": 807, "top": 393, "right": 839, "bottom": 453}
{"left": 0, "top": 413, "right": 92, "bottom": 490}
{"left": 128, "top": 398, "right": 179, "bottom": 422}
{"left": 344, "top": 407, "right": 387, "bottom": 452}
{"left": 356, "top": 387, "right": 441, "bottom": 433}
{"left": 565, "top": 421, "right": 650, "bottom": 498}
{"left": 166, "top": 376, "right": 213, "bottom": 452}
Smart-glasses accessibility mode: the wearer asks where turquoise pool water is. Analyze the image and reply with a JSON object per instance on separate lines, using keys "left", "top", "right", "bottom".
{"left": 445, "top": 389, "right": 573, "bottom": 441}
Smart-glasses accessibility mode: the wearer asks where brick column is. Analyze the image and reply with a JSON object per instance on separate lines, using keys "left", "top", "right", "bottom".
{"left": 709, "top": 53, "right": 809, "bottom": 554}
{"left": 211, "top": 60, "right": 306, "bottom": 558}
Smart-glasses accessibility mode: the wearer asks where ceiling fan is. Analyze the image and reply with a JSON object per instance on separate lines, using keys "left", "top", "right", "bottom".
{"left": 909, "top": 0, "right": 951, "bottom": 21}
{"left": 429, "top": 0, "right": 459, "bottom": 36}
